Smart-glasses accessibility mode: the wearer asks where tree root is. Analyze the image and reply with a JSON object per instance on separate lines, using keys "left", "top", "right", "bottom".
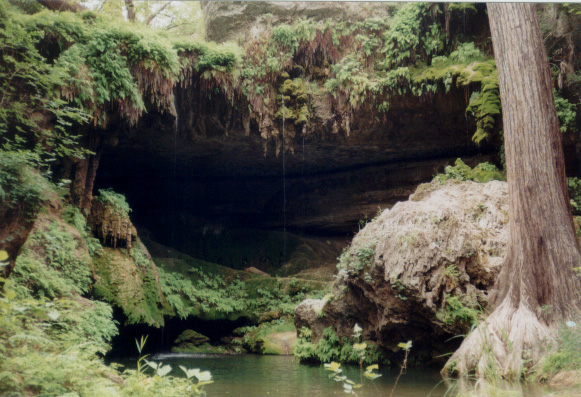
{"left": 442, "top": 298, "right": 553, "bottom": 379}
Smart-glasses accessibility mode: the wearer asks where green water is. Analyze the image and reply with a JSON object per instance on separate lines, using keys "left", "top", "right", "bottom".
{"left": 151, "top": 354, "right": 448, "bottom": 396}
{"left": 144, "top": 354, "right": 564, "bottom": 396}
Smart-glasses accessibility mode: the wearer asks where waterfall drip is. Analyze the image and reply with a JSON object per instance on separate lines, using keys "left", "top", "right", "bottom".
{"left": 171, "top": 95, "right": 179, "bottom": 246}
{"left": 282, "top": 94, "right": 287, "bottom": 260}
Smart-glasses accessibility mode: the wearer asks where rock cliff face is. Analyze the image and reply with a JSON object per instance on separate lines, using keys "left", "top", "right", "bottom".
{"left": 295, "top": 180, "right": 509, "bottom": 363}
{"left": 96, "top": 2, "right": 498, "bottom": 272}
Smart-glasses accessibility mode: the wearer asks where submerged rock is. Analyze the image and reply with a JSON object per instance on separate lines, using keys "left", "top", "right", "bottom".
{"left": 295, "top": 180, "right": 509, "bottom": 364}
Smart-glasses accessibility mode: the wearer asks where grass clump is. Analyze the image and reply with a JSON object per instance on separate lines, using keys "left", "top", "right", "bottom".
{"left": 533, "top": 321, "right": 581, "bottom": 382}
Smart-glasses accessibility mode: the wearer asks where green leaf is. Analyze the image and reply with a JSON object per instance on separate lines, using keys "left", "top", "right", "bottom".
{"left": 0, "top": 250, "right": 8, "bottom": 261}
{"left": 366, "top": 364, "right": 378, "bottom": 371}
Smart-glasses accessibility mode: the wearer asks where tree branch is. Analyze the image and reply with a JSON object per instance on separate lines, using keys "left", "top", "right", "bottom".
{"left": 146, "top": 1, "right": 172, "bottom": 26}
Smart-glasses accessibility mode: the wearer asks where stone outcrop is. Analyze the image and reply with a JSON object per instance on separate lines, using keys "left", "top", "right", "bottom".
{"left": 295, "top": 180, "right": 509, "bottom": 363}
{"left": 202, "top": 2, "right": 393, "bottom": 43}
{"left": 90, "top": 199, "right": 137, "bottom": 251}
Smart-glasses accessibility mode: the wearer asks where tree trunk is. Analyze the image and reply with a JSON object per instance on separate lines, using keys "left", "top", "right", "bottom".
{"left": 443, "top": 3, "right": 581, "bottom": 378}
{"left": 37, "top": 0, "right": 86, "bottom": 13}
{"left": 124, "top": 0, "right": 136, "bottom": 22}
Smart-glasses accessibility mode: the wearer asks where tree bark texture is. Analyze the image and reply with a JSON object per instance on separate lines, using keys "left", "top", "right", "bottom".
{"left": 124, "top": 0, "right": 136, "bottom": 22}
{"left": 443, "top": 3, "right": 581, "bottom": 378}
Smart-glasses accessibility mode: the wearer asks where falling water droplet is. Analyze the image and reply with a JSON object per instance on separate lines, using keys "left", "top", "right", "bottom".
{"left": 282, "top": 94, "right": 287, "bottom": 261}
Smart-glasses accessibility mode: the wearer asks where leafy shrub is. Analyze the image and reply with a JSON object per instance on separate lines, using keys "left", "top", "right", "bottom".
{"left": 436, "top": 294, "right": 480, "bottom": 329}
{"left": 0, "top": 151, "right": 53, "bottom": 218}
{"left": 554, "top": 89, "right": 577, "bottom": 133}
{"left": 12, "top": 220, "right": 92, "bottom": 298}
{"left": 294, "top": 326, "right": 382, "bottom": 365}
{"left": 433, "top": 158, "right": 505, "bottom": 183}
{"left": 0, "top": 277, "right": 208, "bottom": 396}
{"left": 62, "top": 205, "right": 103, "bottom": 256}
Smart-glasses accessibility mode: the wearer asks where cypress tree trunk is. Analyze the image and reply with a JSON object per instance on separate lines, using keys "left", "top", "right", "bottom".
{"left": 443, "top": 3, "right": 581, "bottom": 378}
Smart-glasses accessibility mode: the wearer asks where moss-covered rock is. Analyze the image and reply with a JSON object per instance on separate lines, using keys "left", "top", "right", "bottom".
{"left": 93, "top": 241, "right": 166, "bottom": 327}
{"left": 172, "top": 329, "right": 211, "bottom": 353}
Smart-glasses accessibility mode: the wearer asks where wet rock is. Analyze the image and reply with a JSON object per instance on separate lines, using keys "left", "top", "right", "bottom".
{"left": 258, "top": 309, "right": 282, "bottom": 324}
{"left": 174, "top": 329, "right": 211, "bottom": 347}
{"left": 295, "top": 180, "right": 509, "bottom": 363}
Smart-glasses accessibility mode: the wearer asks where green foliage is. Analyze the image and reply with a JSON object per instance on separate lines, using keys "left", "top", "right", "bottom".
{"left": 337, "top": 240, "right": 378, "bottom": 276}
{"left": 0, "top": 276, "right": 209, "bottom": 396}
{"left": 534, "top": 321, "right": 581, "bottom": 381}
{"left": 436, "top": 293, "right": 480, "bottom": 328}
{"left": 174, "top": 39, "right": 241, "bottom": 73}
{"left": 0, "top": 277, "right": 121, "bottom": 395}
{"left": 62, "top": 205, "right": 103, "bottom": 256}
{"left": 0, "top": 3, "right": 92, "bottom": 164}
{"left": 433, "top": 159, "right": 505, "bottom": 184}
{"left": 295, "top": 326, "right": 382, "bottom": 365}
{"left": 568, "top": 177, "right": 581, "bottom": 216}
{"left": 0, "top": 1, "right": 242, "bottom": 172}
{"left": 276, "top": 78, "right": 311, "bottom": 125}
{"left": 92, "top": 246, "right": 165, "bottom": 326}
{"left": 0, "top": 151, "right": 53, "bottom": 218}
{"left": 12, "top": 220, "right": 92, "bottom": 298}
{"left": 554, "top": 89, "right": 577, "bottom": 133}
{"left": 95, "top": 188, "right": 132, "bottom": 216}
{"left": 158, "top": 265, "right": 318, "bottom": 322}
{"left": 381, "top": 3, "right": 436, "bottom": 68}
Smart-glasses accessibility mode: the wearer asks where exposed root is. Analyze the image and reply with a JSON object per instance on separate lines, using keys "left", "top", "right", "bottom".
{"left": 443, "top": 297, "right": 553, "bottom": 379}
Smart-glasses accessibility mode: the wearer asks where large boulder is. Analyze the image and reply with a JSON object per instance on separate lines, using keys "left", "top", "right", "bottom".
{"left": 295, "top": 180, "right": 509, "bottom": 364}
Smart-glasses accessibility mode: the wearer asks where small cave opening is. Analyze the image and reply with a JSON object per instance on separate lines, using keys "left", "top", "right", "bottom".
{"left": 106, "top": 307, "right": 253, "bottom": 361}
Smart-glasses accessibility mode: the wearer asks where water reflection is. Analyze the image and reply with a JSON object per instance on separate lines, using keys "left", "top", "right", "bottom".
{"left": 153, "top": 354, "right": 448, "bottom": 396}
